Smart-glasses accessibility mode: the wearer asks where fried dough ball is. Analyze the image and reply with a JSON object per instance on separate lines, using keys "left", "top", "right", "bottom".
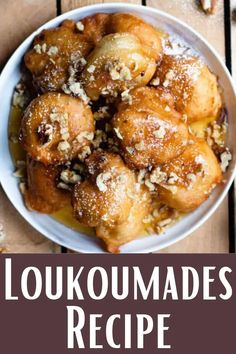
{"left": 19, "top": 92, "right": 94, "bottom": 165}
{"left": 96, "top": 191, "right": 151, "bottom": 253}
{"left": 81, "top": 13, "right": 111, "bottom": 46}
{"left": 81, "top": 33, "right": 157, "bottom": 101}
{"left": 108, "top": 13, "right": 163, "bottom": 59}
{"left": 23, "top": 156, "right": 71, "bottom": 214}
{"left": 112, "top": 87, "right": 189, "bottom": 169}
{"left": 72, "top": 151, "right": 151, "bottom": 253}
{"left": 154, "top": 55, "right": 222, "bottom": 123}
{"left": 151, "top": 137, "right": 222, "bottom": 212}
{"left": 24, "top": 20, "right": 91, "bottom": 92}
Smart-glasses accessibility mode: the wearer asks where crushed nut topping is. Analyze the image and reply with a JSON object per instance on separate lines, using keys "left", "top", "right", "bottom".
{"left": 150, "top": 77, "right": 160, "bottom": 86}
{"left": 126, "top": 146, "right": 135, "bottom": 155}
{"left": 220, "top": 149, "right": 232, "bottom": 172}
{"left": 114, "top": 127, "right": 123, "bottom": 140}
{"left": 121, "top": 89, "right": 132, "bottom": 104}
{"left": 38, "top": 123, "right": 54, "bottom": 146}
{"left": 34, "top": 43, "right": 58, "bottom": 56}
{"left": 13, "top": 83, "right": 28, "bottom": 108}
{"left": 0, "top": 224, "right": 6, "bottom": 242}
{"left": 47, "top": 46, "right": 59, "bottom": 56}
{"left": 60, "top": 170, "right": 81, "bottom": 184}
{"left": 105, "top": 61, "right": 132, "bottom": 81}
{"left": 62, "top": 56, "right": 89, "bottom": 103}
{"left": 96, "top": 172, "right": 112, "bottom": 192}
{"left": 57, "top": 182, "right": 72, "bottom": 191}
{"left": 200, "top": 0, "right": 218, "bottom": 15}
{"left": 144, "top": 179, "right": 155, "bottom": 192}
{"left": 13, "top": 160, "right": 26, "bottom": 178}
{"left": 57, "top": 141, "right": 70, "bottom": 152}
{"left": 78, "top": 146, "right": 91, "bottom": 161}
{"left": 153, "top": 126, "right": 166, "bottom": 139}
{"left": 150, "top": 167, "right": 167, "bottom": 184}
{"left": 76, "top": 21, "right": 84, "bottom": 31}
{"left": 135, "top": 140, "right": 145, "bottom": 151}
{"left": 205, "top": 121, "right": 227, "bottom": 148}
{"left": 187, "top": 173, "right": 197, "bottom": 183}
{"left": 167, "top": 172, "right": 179, "bottom": 185}
{"left": 87, "top": 65, "right": 96, "bottom": 73}
{"left": 94, "top": 106, "right": 110, "bottom": 120}
{"left": 75, "top": 131, "right": 94, "bottom": 143}
{"left": 19, "top": 182, "right": 26, "bottom": 194}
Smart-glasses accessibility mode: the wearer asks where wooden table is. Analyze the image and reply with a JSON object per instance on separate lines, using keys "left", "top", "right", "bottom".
{"left": 0, "top": 0, "right": 235, "bottom": 253}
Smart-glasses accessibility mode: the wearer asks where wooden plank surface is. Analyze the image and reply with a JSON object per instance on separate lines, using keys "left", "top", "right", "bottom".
{"left": 0, "top": 0, "right": 56, "bottom": 69}
{"left": 231, "top": 0, "right": 236, "bottom": 252}
{"left": 61, "top": 0, "right": 141, "bottom": 12}
{"left": 0, "top": 0, "right": 59, "bottom": 253}
{"left": 0, "top": 0, "right": 233, "bottom": 253}
{"left": 232, "top": 1, "right": 236, "bottom": 89}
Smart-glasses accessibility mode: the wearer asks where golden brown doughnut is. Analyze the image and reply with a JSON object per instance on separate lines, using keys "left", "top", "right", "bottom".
{"left": 23, "top": 156, "right": 71, "bottom": 214}
{"left": 72, "top": 150, "right": 151, "bottom": 252}
{"left": 24, "top": 20, "right": 91, "bottom": 92}
{"left": 154, "top": 54, "right": 222, "bottom": 122}
{"left": 19, "top": 92, "right": 95, "bottom": 165}
{"left": 112, "top": 86, "right": 189, "bottom": 169}
{"left": 80, "top": 33, "right": 157, "bottom": 101}
{"left": 151, "top": 137, "right": 222, "bottom": 211}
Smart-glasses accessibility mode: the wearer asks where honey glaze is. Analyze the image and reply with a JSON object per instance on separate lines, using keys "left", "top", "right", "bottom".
{"left": 52, "top": 205, "right": 95, "bottom": 236}
{"left": 8, "top": 105, "right": 95, "bottom": 237}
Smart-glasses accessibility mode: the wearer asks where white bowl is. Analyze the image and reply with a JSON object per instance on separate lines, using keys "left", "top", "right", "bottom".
{"left": 0, "top": 3, "right": 235, "bottom": 253}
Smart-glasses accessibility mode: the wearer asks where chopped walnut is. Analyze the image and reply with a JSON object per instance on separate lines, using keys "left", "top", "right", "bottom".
{"left": 135, "top": 140, "right": 145, "bottom": 151}
{"left": 106, "top": 61, "right": 132, "bottom": 81}
{"left": 144, "top": 179, "right": 155, "bottom": 192}
{"left": 200, "top": 0, "right": 218, "bottom": 15}
{"left": 94, "top": 106, "right": 110, "bottom": 120}
{"left": 87, "top": 65, "right": 96, "bottom": 73}
{"left": 13, "top": 83, "right": 28, "bottom": 108}
{"left": 96, "top": 172, "right": 112, "bottom": 192}
{"left": 19, "top": 182, "right": 26, "bottom": 194}
{"left": 57, "top": 182, "right": 72, "bottom": 191}
{"left": 114, "top": 127, "right": 123, "bottom": 140}
{"left": 47, "top": 46, "right": 58, "bottom": 56}
{"left": 76, "top": 21, "right": 84, "bottom": 31}
{"left": 57, "top": 141, "right": 70, "bottom": 152}
{"left": 78, "top": 146, "right": 91, "bottom": 161}
{"left": 220, "top": 149, "right": 232, "bottom": 172}
{"left": 92, "top": 130, "right": 107, "bottom": 148}
{"left": 187, "top": 173, "right": 197, "bottom": 183}
{"left": 60, "top": 170, "right": 81, "bottom": 184}
{"left": 121, "top": 89, "right": 132, "bottom": 104}
{"left": 167, "top": 172, "right": 179, "bottom": 185}
{"left": 75, "top": 131, "right": 94, "bottom": 143}
{"left": 150, "top": 77, "right": 160, "bottom": 86}
{"left": 137, "top": 169, "right": 147, "bottom": 184}
{"left": 0, "top": 224, "right": 6, "bottom": 242}
{"left": 126, "top": 146, "right": 135, "bottom": 155}
{"left": 150, "top": 167, "right": 167, "bottom": 184}
{"left": 153, "top": 126, "right": 166, "bottom": 139}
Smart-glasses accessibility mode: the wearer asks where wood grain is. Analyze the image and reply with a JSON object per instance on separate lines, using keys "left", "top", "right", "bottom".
{"left": 0, "top": 0, "right": 60, "bottom": 253}
{"left": 232, "top": 1, "right": 236, "bottom": 83}
{"left": 146, "top": 0, "right": 225, "bottom": 56}
{"left": 231, "top": 0, "right": 236, "bottom": 252}
{"left": 61, "top": 0, "right": 141, "bottom": 13}
{"left": 146, "top": 0, "right": 228, "bottom": 253}
{"left": 0, "top": 0, "right": 56, "bottom": 69}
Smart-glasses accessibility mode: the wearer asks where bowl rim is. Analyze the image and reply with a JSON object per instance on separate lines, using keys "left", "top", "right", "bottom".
{"left": 0, "top": 2, "right": 235, "bottom": 253}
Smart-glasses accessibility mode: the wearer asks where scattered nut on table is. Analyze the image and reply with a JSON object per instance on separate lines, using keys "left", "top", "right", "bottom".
{"left": 200, "top": 0, "right": 218, "bottom": 15}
